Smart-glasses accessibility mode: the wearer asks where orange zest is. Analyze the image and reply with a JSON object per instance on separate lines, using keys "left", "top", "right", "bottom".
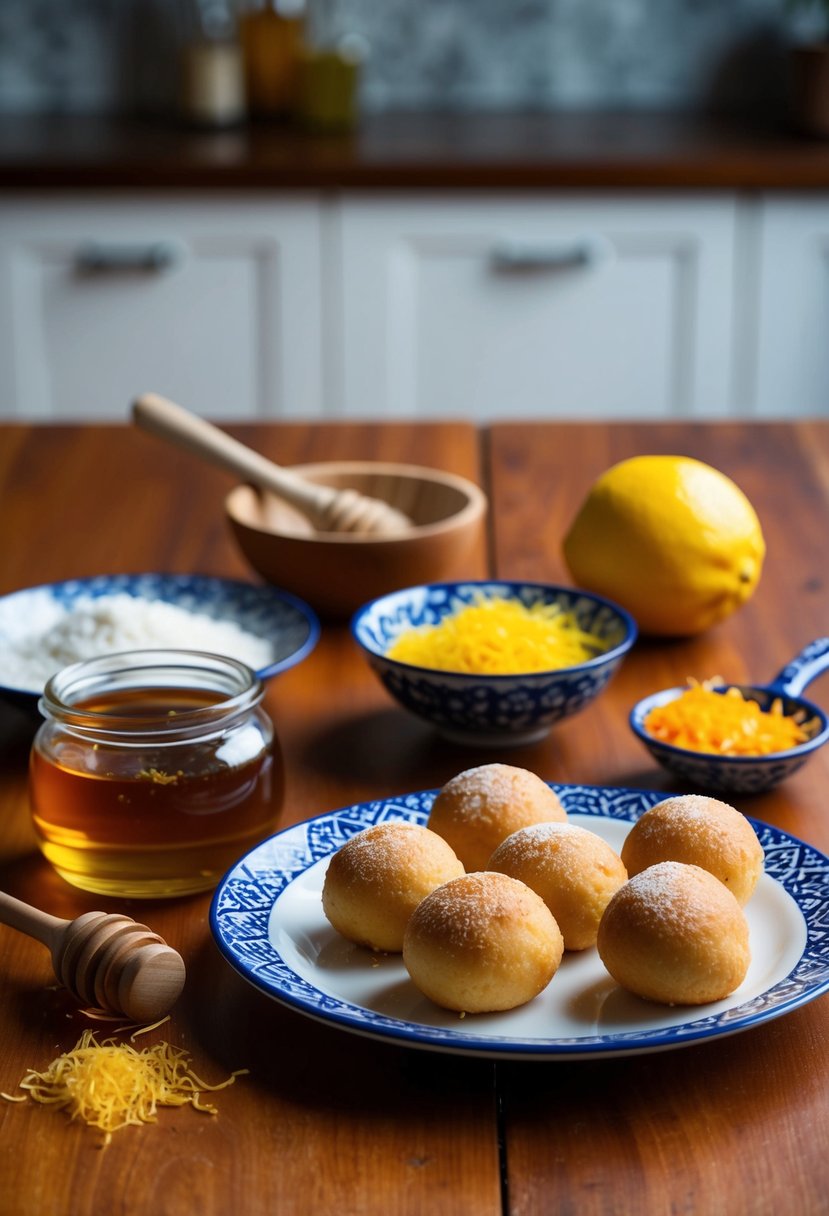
{"left": 643, "top": 680, "right": 810, "bottom": 757}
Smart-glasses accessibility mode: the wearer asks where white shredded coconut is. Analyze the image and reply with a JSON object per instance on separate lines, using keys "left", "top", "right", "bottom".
{"left": 1, "top": 593, "right": 276, "bottom": 691}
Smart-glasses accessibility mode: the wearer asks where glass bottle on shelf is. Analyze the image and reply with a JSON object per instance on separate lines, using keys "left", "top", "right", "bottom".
{"left": 239, "top": 0, "right": 307, "bottom": 119}
{"left": 299, "top": 34, "right": 367, "bottom": 131}
{"left": 179, "top": 0, "right": 246, "bottom": 127}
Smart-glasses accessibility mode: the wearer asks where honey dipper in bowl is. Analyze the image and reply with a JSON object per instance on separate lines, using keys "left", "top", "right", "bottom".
{"left": 132, "top": 392, "right": 413, "bottom": 536}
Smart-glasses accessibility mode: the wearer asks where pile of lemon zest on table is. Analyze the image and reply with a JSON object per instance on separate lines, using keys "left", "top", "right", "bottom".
{"left": 1, "top": 1028, "right": 247, "bottom": 1146}
{"left": 643, "top": 679, "right": 809, "bottom": 756}
{"left": 386, "top": 598, "right": 607, "bottom": 674}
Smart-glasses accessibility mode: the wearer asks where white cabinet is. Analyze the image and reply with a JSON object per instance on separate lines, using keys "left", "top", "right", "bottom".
{"left": 1, "top": 189, "right": 827, "bottom": 422}
{"left": 753, "top": 196, "right": 829, "bottom": 417}
{"left": 0, "top": 196, "right": 324, "bottom": 419}
{"left": 334, "top": 194, "right": 738, "bottom": 419}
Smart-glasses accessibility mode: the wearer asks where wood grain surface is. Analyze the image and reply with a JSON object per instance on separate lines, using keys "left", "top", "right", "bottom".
{"left": 0, "top": 419, "right": 827, "bottom": 1216}
{"left": 488, "top": 420, "right": 829, "bottom": 1216}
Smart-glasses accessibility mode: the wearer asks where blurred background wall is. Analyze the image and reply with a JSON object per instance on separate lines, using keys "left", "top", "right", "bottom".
{"left": 0, "top": 0, "right": 812, "bottom": 118}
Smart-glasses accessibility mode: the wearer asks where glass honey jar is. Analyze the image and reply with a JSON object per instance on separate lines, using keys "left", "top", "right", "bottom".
{"left": 30, "top": 650, "right": 282, "bottom": 898}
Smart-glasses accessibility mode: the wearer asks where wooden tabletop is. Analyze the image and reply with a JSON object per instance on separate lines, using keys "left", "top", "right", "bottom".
{"left": 2, "top": 110, "right": 829, "bottom": 191}
{"left": 0, "top": 418, "right": 827, "bottom": 1215}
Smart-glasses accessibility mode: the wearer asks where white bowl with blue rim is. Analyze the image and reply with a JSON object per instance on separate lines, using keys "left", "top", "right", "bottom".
{"left": 351, "top": 580, "right": 637, "bottom": 747}
{"left": 630, "top": 639, "right": 829, "bottom": 795}
{"left": 0, "top": 572, "right": 320, "bottom": 715}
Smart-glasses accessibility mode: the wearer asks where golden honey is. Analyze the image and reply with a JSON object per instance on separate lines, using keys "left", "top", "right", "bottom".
{"left": 30, "top": 651, "right": 282, "bottom": 897}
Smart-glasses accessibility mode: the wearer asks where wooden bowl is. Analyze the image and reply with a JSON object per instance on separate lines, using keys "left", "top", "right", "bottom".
{"left": 225, "top": 461, "right": 487, "bottom": 619}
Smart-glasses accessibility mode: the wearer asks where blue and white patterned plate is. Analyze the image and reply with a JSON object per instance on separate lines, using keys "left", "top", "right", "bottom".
{"left": 210, "top": 784, "right": 829, "bottom": 1060}
{"left": 0, "top": 573, "right": 320, "bottom": 708}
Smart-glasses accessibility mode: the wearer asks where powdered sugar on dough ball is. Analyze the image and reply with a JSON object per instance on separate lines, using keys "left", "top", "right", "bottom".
{"left": 322, "top": 822, "right": 464, "bottom": 953}
{"left": 597, "top": 861, "right": 751, "bottom": 1006}
{"left": 620, "top": 794, "right": 764, "bottom": 906}
{"left": 490, "top": 822, "right": 627, "bottom": 951}
{"left": 427, "top": 763, "right": 566, "bottom": 872}
{"left": 403, "top": 871, "right": 564, "bottom": 1013}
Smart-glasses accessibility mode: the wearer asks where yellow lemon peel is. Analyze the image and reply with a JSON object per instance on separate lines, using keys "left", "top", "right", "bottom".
{"left": 563, "top": 455, "right": 765, "bottom": 637}
{"left": 2, "top": 1029, "right": 247, "bottom": 1145}
{"left": 386, "top": 597, "right": 607, "bottom": 674}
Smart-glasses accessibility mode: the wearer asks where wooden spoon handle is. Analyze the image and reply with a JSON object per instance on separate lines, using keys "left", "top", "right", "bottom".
{"left": 0, "top": 889, "right": 66, "bottom": 952}
{"left": 132, "top": 392, "right": 338, "bottom": 524}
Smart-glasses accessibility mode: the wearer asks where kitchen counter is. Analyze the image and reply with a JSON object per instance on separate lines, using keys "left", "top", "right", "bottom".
{"left": 2, "top": 109, "right": 829, "bottom": 190}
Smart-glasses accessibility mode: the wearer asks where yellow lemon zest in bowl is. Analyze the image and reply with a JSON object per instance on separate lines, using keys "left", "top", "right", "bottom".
{"left": 643, "top": 681, "right": 810, "bottom": 757}
{"left": 385, "top": 598, "right": 607, "bottom": 675}
{"left": 3, "top": 1029, "right": 247, "bottom": 1145}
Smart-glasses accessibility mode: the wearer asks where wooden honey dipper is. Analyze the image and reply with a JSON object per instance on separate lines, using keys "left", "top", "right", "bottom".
{"left": 132, "top": 392, "right": 413, "bottom": 535}
{"left": 0, "top": 891, "right": 186, "bottom": 1022}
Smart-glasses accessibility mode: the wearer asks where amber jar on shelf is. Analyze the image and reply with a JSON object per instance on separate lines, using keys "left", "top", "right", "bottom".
{"left": 30, "top": 650, "right": 282, "bottom": 898}
{"left": 240, "top": 0, "right": 306, "bottom": 117}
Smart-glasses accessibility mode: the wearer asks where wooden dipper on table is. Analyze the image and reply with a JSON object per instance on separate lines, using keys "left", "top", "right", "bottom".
{"left": 132, "top": 392, "right": 413, "bottom": 535}
{"left": 0, "top": 891, "right": 186, "bottom": 1022}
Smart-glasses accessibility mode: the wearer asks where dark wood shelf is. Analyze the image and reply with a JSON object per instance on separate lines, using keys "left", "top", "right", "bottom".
{"left": 2, "top": 109, "right": 829, "bottom": 191}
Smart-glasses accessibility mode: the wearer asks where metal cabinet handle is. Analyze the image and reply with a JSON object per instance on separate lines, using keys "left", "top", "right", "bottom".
{"left": 489, "top": 235, "right": 613, "bottom": 273}
{"left": 74, "top": 241, "right": 183, "bottom": 274}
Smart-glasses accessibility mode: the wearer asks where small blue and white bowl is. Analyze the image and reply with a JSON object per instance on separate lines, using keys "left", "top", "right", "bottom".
{"left": 352, "top": 581, "right": 637, "bottom": 747}
{"left": 630, "top": 639, "right": 829, "bottom": 795}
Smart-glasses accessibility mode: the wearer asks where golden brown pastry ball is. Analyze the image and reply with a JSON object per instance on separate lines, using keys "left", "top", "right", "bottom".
{"left": 402, "top": 871, "right": 564, "bottom": 1013}
{"left": 620, "top": 794, "right": 764, "bottom": 906}
{"left": 322, "top": 821, "right": 464, "bottom": 952}
{"left": 427, "top": 763, "right": 566, "bottom": 872}
{"left": 597, "top": 861, "right": 750, "bottom": 1006}
{"left": 489, "top": 822, "right": 628, "bottom": 951}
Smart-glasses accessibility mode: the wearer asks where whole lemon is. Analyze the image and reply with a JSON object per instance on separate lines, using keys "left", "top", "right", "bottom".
{"left": 562, "top": 455, "right": 765, "bottom": 636}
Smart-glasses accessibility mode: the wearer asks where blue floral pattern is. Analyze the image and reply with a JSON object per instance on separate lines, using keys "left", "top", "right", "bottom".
{"left": 351, "top": 581, "right": 636, "bottom": 745}
{"left": 0, "top": 573, "right": 320, "bottom": 705}
{"left": 210, "top": 783, "right": 829, "bottom": 1059}
{"left": 630, "top": 664, "right": 829, "bottom": 794}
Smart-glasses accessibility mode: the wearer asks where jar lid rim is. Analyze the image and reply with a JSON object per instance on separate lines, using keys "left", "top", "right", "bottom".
{"left": 39, "top": 648, "right": 264, "bottom": 736}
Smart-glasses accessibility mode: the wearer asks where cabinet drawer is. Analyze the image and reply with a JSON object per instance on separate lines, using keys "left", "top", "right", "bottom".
{"left": 336, "top": 194, "right": 737, "bottom": 419}
{"left": 0, "top": 197, "right": 323, "bottom": 419}
{"left": 753, "top": 196, "right": 829, "bottom": 417}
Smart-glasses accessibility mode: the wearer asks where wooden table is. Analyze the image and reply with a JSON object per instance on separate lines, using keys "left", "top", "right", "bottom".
{"left": 0, "top": 418, "right": 827, "bottom": 1216}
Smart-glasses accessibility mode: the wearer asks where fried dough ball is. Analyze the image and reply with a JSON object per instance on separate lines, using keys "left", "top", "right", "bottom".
{"left": 620, "top": 794, "right": 764, "bottom": 906}
{"left": 322, "top": 821, "right": 464, "bottom": 952}
{"left": 402, "top": 871, "right": 564, "bottom": 1013}
{"left": 427, "top": 763, "right": 566, "bottom": 872}
{"left": 597, "top": 861, "right": 751, "bottom": 1006}
{"left": 489, "top": 822, "right": 628, "bottom": 950}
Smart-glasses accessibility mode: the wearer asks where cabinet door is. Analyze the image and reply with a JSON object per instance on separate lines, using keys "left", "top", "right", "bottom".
{"left": 336, "top": 195, "right": 737, "bottom": 419}
{"left": 0, "top": 197, "right": 323, "bottom": 419}
{"left": 753, "top": 196, "right": 829, "bottom": 417}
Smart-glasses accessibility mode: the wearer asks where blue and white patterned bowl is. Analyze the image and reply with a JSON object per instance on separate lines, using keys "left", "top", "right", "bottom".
{"left": 630, "top": 639, "right": 829, "bottom": 795}
{"left": 351, "top": 580, "right": 637, "bottom": 746}
{"left": 0, "top": 572, "right": 320, "bottom": 714}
